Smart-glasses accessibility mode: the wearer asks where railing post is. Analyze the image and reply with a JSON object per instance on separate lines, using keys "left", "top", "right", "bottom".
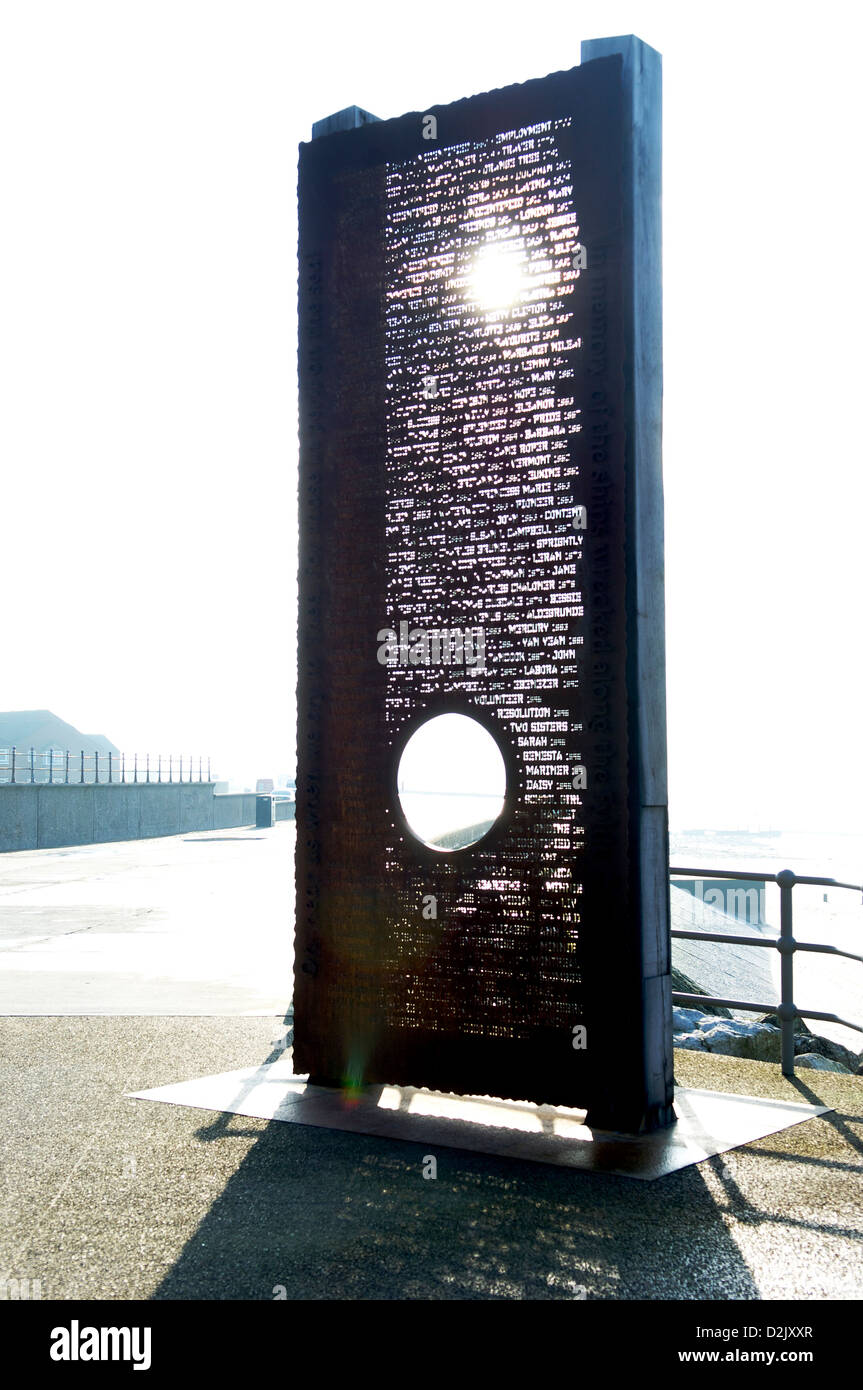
{"left": 65, "top": 750, "right": 70, "bottom": 784}
{"left": 777, "top": 869, "right": 797, "bottom": 1076}
{"left": 108, "top": 751, "right": 113, "bottom": 784}
{"left": 95, "top": 751, "right": 99, "bottom": 784}
{"left": 10, "top": 746, "right": 15, "bottom": 785}
{"left": 146, "top": 753, "right": 150, "bottom": 784}
{"left": 80, "top": 750, "right": 85, "bottom": 784}
{"left": 30, "top": 747, "right": 35, "bottom": 784}
{"left": 158, "top": 754, "right": 162, "bottom": 784}
{"left": 169, "top": 754, "right": 173, "bottom": 784}
{"left": 122, "top": 752, "right": 126, "bottom": 783}
{"left": 207, "top": 756, "right": 211, "bottom": 782}
{"left": 134, "top": 753, "right": 138, "bottom": 784}
{"left": 49, "top": 748, "right": 53, "bottom": 784}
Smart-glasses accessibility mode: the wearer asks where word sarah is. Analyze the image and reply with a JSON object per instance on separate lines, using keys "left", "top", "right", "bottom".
{"left": 377, "top": 622, "right": 486, "bottom": 671}
{"left": 50, "top": 1322, "right": 151, "bottom": 1371}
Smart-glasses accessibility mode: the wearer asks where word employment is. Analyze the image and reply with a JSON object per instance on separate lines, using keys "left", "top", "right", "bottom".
{"left": 377, "top": 622, "right": 486, "bottom": 671}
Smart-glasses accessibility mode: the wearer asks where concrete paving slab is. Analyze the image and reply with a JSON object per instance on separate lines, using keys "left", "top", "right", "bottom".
{"left": 130, "top": 1060, "right": 831, "bottom": 1180}
{"left": 0, "top": 825, "right": 295, "bottom": 1014}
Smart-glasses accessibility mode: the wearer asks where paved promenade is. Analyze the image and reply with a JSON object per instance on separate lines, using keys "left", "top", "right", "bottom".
{"left": 0, "top": 825, "right": 860, "bottom": 1300}
{"left": 0, "top": 1016, "right": 860, "bottom": 1300}
{"left": 0, "top": 825, "right": 294, "bottom": 1014}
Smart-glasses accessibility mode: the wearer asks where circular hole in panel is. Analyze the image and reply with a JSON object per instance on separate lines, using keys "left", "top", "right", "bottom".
{"left": 396, "top": 712, "right": 506, "bottom": 852}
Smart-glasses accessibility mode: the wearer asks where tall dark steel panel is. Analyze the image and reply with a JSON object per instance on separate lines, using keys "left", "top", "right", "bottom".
{"left": 296, "top": 41, "right": 673, "bottom": 1132}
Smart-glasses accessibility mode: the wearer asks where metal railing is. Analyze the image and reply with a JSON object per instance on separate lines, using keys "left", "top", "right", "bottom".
{"left": 670, "top": 865, "right": 863, "bottom": 1076}
{"left": 0, "top": 748, "right": 212, "bottom": 786}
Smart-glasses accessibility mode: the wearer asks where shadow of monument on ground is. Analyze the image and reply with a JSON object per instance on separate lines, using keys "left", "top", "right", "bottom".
{"left": 150, "top": 1034, "right": 769, "bottom": 1300}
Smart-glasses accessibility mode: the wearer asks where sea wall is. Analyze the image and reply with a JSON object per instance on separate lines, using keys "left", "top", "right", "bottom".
{"left": 0, "top": 784, "right": 292, "bottom": 852}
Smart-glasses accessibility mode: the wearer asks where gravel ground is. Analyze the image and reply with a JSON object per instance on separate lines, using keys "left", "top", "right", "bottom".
{"left": 0, "top": 1016, "right": 860, "bottom": 1301}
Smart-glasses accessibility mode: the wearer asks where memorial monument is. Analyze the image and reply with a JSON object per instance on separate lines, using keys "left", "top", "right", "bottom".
{"left": 295, "top": 35, "right": 672, "bottom": 1133}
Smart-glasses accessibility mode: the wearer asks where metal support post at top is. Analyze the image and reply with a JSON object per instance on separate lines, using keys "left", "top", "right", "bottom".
{"left": 310, "top": 105, "right": 380, "bottom": 140}
{"left": 777, "top": 869, "right": 797, "bottom": 1076}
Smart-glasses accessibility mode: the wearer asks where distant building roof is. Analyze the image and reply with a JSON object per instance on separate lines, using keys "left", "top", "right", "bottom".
{"left": 0, "top": 710, "right": 119, "bottom": 755}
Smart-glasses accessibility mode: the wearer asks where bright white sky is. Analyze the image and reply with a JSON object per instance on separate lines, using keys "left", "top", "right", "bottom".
{"left": 1, "top": 1, "right": 860, "bottom": 829}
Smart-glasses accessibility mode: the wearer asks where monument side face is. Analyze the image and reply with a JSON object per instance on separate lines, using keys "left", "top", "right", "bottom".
{"left": 582, "top": 35, "right": 671, "bottom": 1128}
{"left": 296, "top": 40, "right": 672, "bottom": 1130}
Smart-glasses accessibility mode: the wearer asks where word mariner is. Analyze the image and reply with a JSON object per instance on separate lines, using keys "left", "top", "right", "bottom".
{"left": 377, "top": 621, "right": 486, "bottom": 671}
{"left": 50, "top": 1321, "right": 152, "bottom": 1371}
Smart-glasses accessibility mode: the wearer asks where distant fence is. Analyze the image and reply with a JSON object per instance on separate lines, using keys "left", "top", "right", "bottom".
{"left": 0, "top": 748, "right": 211, "bottom": 785}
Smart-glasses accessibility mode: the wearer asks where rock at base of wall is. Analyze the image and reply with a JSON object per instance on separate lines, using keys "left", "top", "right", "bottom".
{"left": 672, "top": 1006, "right": 706, "bottom": 1034}
{"left": 671, "top": 965, "right": 731, "bottom": 1018}
{"left": 754, "top": 1013, "right": 860, "bottom": 1072}
{"left": 794, "top": 1052, "right": 852, "bottom": 1074}
{"left": 795, "top": 1034, "right": 860, "bottom": 1072}
{"left": 695, "top": 1017, "right": 781, "bottom": 1062}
